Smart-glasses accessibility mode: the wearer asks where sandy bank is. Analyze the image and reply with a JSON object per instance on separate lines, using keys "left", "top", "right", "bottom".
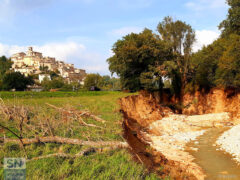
{"left": 216, "top": 124, "right": 240, "bottom": 164}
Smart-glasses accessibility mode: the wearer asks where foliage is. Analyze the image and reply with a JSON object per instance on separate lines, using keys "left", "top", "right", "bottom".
{"left": 107, "top": 8, "right": 240, "bottom": 93}
{"left": 215, "top": 34, "right": 240, "bottom": 88}
{"left": 49, "top": 71, "right": 59, "bottom": 79}
{"left": 107, "top": 17, "right": 196, "bottom": 93}
{"left": 107, "top": 28, "right": 172, "bottom": 92}
{"left": 83, "top": 74, "right": 121, "bottom": 91}
{"left": 41, "top": 77, "right": 65, "bottom": 91}
{"left": 41, "top": 76, "right": 82, "bottom": 92}
{"left": 186, "top": 33, "right": 240, "bottom": 91}
{"left": 39, "top": 65, "right": 49, "bottom": 72}
{"left": 188, "top": 38, "right": 225, "bottom": 90}
{"left": 0, "top": 56, "right": 12, "bottom": 83}
{"left": 83, "top": 73, "right": 103, "bottom": 90}
{"left": 219, "top": 0, "right": 240, "bottom": 36}
{"left": 140, "top": 65, "right": 164, "bottom": 91}
{"left": 1, "top": 72, "right": 34, "bottom": 91}
{"left": 101, "top": 75, "right": 121, "bottom": 91}
{"left": 157, "top": 16, "right": 196, "bottom": 57}
{"left": 157, "top": 17, "right": 196, "bottom": 96}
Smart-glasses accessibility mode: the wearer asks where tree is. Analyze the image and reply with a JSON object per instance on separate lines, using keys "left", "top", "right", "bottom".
{"left": 107, "top": 29, "right": 172, "bottom": 91}
{"left": 2, "top": 72, "right": 34, "bottom": 91}
{"left": 40, "top": 66, "right": 49, "bottom": 73}
{"left": 83, "top": 73, "right": 103, "bottom": 90}
{"left": 41, "top": 77, "right": 65, "bottom": 91}
{"left": 110, "top": 77, "right": 121, "bottom": 91}
{"left": 215, "top": 34, "right": 240, "bottom": 88}
{"left": 219, "top": 0, "right": 240, "bottom": 36}
{"left": 157, "top": 16, "right": 195, "bottom": 57}
{"left": 101, "top": 75, "right": 111, "bottom": 90}
{"left": 186, "top": 33, "right": 240, "bottom": 91}
{"left": 0, "top": 56, "right": 12, "bottom": 80}
{"left": 157, "top": 17, "right": 196, "bottom": 96}
{"left": 188, "top": 38, "right": 225, "bottom": 91}
{"left": 49, "top": 71, "right": 59, "bottom": 79}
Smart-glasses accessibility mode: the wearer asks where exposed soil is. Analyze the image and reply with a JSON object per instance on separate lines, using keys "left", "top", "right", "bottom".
{"left": 119, "top": 89, "right": 240, "bottom": 180}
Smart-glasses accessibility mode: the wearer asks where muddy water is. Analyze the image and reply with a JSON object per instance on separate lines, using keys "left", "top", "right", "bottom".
{"left": 187, "top": 128, "right": 240, "bottom": 180}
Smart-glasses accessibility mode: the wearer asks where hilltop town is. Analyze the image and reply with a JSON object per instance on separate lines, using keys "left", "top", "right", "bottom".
{"left": 11, "top": 47, "right": 87, "bottom": 84}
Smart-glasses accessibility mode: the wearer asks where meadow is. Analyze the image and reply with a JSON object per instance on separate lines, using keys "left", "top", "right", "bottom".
{"left": 0, "top": 91, "right": 161, "bottom": 180}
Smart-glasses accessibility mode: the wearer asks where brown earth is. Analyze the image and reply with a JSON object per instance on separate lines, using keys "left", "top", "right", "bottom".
{"left": 182, "top": 88, "right": 240, "bottom": 124}
{"left": 119, "top": 89, "right": 240, "bottom": 180}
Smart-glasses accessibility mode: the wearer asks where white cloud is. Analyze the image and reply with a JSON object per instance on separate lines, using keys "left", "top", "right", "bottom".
{"left": 193, "top": 30, "right": 220, "bottom": 52}
{"left": 35, "top": 42, "right": 86, "bottom": 61}
{"left": 0, "top": 41, "right": 110, "bottom": 75}
{"left": 185, "top": 0, "right": 227, "bottom": 11}
{"left": 111, "top": 26, "right": 143, "bottom": 37}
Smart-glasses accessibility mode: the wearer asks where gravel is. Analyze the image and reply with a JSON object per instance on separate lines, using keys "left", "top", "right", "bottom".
{"left": 216, "top": 124, "right": 240, "bottom": 164}
{"left": 150, "top": 130, "right": 206, "bottom": 151}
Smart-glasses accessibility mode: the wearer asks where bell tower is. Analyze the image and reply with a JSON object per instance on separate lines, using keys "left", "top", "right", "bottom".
{"left": 27, "top": 47, "right": 33, "bottom": 56}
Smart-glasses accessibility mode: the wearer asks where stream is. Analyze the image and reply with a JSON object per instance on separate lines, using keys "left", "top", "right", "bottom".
{"left": 187, "top": 128, "right": 240, "bottom": 180}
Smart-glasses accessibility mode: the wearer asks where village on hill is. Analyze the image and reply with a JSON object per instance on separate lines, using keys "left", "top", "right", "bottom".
{"left": 11, "top": 47, "right": 87, "bottom": 85}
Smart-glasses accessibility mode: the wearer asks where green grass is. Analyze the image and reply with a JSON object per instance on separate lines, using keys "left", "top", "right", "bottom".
{"left": 0, "top": 91, "right": 119, "bottom": 99}
{"left": 0, "top": 91, "right": 163, "bottom": 180}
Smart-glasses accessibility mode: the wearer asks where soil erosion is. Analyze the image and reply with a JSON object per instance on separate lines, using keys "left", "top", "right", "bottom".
{"left": 120, "top": 89, "right": 240, "bottom": 180}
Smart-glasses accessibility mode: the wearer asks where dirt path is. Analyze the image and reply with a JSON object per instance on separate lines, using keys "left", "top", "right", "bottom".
{"left": 187, "top": 128, "right": 240, "bottom": 180}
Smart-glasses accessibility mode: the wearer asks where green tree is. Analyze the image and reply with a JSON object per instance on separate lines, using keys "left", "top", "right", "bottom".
{"left": 83, "top": 73, "right": 103, "bottom": 90}
{"left": 157, "top": 16, "right": 195, "bottom": 57}
{"left": 157, "top": 17, "right": 196, "bottom": 96}
{"left": 101, "top": 75, "right": 111, "bottom": 90}
{"left": 41, "top": 77, "right": 65, "bottom": 91}
{"left": 2, "top": 72, "right": 34, "bottom": 91}
{"left": 219, "top": 0, "right": 240, "bottom": 36}
{"left": 49, "top": 71, "right": 59, "bottom": 79}
{"left": 215, "top": 34, "right": 240, "bottom": 88}
{"left": 107, "top": 29, "right": 172, "bottom": 91}
{"left": 188, "top": 38, "right": 225, "bottom": 91}
{"left": 40, "top": 66, "right": 49, "bottom": 73}
{"left": 0, "top": 56, "right": 12, "bottom": 80}
{"left": 110, "top": 77, "right": 121, "bottom": 91}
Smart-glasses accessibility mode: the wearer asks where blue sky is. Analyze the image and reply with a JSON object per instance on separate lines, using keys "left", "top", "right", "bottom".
{"left": 0, "top": 0, "right": 228, "bottom": 75}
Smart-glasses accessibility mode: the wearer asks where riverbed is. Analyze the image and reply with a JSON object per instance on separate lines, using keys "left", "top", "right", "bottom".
{"left": 187, "top": 128, "right": 240, "bottom": 180}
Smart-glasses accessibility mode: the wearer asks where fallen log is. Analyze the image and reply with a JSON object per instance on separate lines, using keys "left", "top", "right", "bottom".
{"left": 0, "top": 136, "right": 128, "bottom": 148}
{"left": 83, "top": 113, "right": 106, "bottom": 123}
{"left": 76, "top": 114, "right": 103, "bottom": 128}
{"left": 45, "top": 103, "right": 106, "bottom": 123}
{"left": 27, "top": 148, "right": 94, "bottom": 162}
{"left": 27, "top": 146, "right": 125, "bottom": 162}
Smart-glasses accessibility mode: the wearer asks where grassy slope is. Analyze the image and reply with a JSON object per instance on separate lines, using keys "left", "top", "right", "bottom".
{"left": 0, "top": 91, "right": 162, "bottom": 180}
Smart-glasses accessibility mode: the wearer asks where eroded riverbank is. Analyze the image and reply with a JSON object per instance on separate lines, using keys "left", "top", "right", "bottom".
{"left": 120, "top": 91, "right": 240, "bottom": 179}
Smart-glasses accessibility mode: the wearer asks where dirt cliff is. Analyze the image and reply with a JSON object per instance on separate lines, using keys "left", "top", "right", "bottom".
{"left": 182, "top": 88, "right": 240, "bottom": 124}
{"left": 120, "top": 93, "right": 205, "bottom": 180}
{"left": 120, "top": 89, "right": 240, "bottom": 179}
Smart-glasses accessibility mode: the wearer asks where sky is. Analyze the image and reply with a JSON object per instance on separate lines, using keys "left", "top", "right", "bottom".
{"left": 0, "top": 0, "right": 229, "bottom": 75}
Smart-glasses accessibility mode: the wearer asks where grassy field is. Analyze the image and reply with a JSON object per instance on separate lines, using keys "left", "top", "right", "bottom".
{"left": 0, "top": 91, "right": 162, "bottom": 180}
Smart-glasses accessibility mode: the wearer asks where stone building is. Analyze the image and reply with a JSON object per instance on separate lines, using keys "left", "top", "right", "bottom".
{"left": 11, "top": 47, "right": 86, "bottom": 84}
